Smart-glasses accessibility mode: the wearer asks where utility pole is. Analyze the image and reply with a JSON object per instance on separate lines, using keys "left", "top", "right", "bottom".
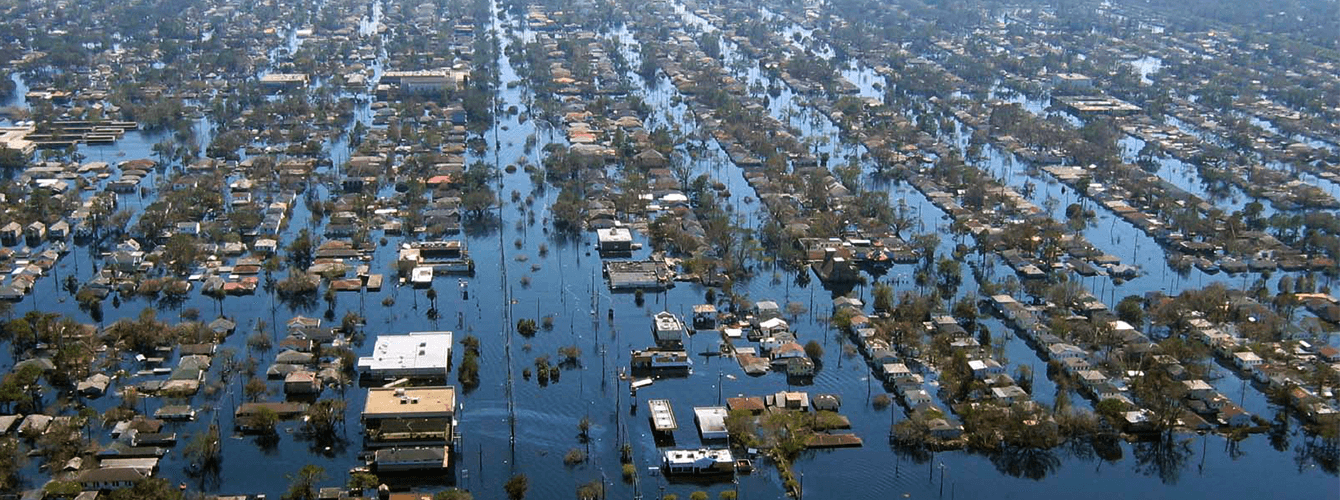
{"left": 939, "top": 463, "right": 946, "bottom": 497}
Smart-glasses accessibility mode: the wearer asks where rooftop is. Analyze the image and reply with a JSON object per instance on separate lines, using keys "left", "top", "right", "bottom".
{"left": 259, "top": 73, "right": 309, "bottom": 84}
{"left": 693, "top": 406, "right": 729, "bottom": 438}
{"left": 364, "top": 386, "right": 456, "bottom": 420}
{"left": 358, "top": 331, "right": 453, "bottom": 378}
{"left": 374, "top": 446, "right": 449, "bottom": 467}
{"left": 597, "top": 226, "right": 633, "bottom": 243}
{"left": 663, "top": 448, "right": 733, "bottom": 466}
{"left": 648, "top": 399, "right": 678, "bottom": 431}
{"left": 383, "top": 69, "right": 463, "bottom": 79}
{"left": 653, "top": 311, "right": 686, "bottom": 334}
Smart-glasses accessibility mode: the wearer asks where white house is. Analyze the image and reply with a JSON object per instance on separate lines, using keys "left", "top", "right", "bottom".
{"left": 870, "top": 347, "right": 899, "bottom": 366}
{"left": 176, "top": 222, "right": 201, "bottom": 235}
{"left": 1183, "top": 380, "right": 1214, "bottom": 400}
{"left": 1048, "top": 343, "right": 1086, "bottom": 361}
{"left": 968, "top": 359, "right": 1005, "bottom": 379}
{"left": 757, "top": 317, "right": 790, "bottom": 336}
{"left": 991, "top": 386, "right": 1029, "bottom": 404}
{"left": 881, "top": 363, "right": 912, "bottom": 381}
{"left": 1232, "top": 351, "right": 1263, "bottom": 371}
{"left": 903, "top": 389, "right": 933, "bottom": 406}
{"left": 1076, "top": 369, "right": 1108, "bottom": 388}
{"left": 754, "top": 301, "right": 781, "bottom": 321}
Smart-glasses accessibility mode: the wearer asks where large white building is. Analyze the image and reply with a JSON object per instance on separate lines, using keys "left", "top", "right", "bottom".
{"left": 693, "top": 406, "right": 729, "bottom": 440}
{"left": 358, "top": 331, "right": 453, "bottom": 381}
{"left": 382, "top": 70, "right": 466, "bottom": 93}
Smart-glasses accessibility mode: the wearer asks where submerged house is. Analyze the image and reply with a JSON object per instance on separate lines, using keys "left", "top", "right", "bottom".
{"left": 662, "top": 448, "right": 734, "bottom": 475}
{"left": 652, "top": 311, "right": 687, "bottom": 348}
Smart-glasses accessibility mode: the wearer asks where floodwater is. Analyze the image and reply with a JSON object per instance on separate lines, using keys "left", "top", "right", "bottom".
{"left": 0, "top": 1, "right": 1335, "bottom": 500}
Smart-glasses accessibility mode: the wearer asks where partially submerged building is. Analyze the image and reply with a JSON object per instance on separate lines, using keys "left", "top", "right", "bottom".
{"left": 362, "top": 386, "right": 458, "bottom": 450}
{"left": 357, "top": 331, "right": 453, "bottom": 382}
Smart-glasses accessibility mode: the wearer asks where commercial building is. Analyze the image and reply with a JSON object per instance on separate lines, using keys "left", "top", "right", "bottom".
{"left": 662, "top": 448, "right": 735, "bottom": 475}
{"left": 362, "top": 386, "right": 457, "bottom": 449}
{"left": 358, "top": 332, "right": 453, "bottom": 381}
{"left": 596, "top": 226, "right": 633, "bottom": 253}
{"left": 259, "top": 73, "right": 309, "bottom": 89}
{"left": 652, "top": 311, "right": 686, "bottom": 348}
{"left": 0, "top": 125, "right": 35, "bottom": 156}
{"left": 693, "top": 406, "right": 729, "bottom": 440}
{"left": 382, "top": 70, "right": 466, "bottom": 93}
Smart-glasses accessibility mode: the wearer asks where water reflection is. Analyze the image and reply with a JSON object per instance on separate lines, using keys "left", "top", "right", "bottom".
{"left": 1090, "top": 432, "right": 1125, "bottom": 463}
{"left": 254, "top": 433, "right": 281, "bottom": 455}
{"left": 1295, "top": 432, "right": 1340, "bottom": 475}
{"left": 278, "top": 292, "right": 320, "bottom": 312}
{"left": 1131, "top": 435, "right": 1194, "bottom": 485}
{"left": 989, "top": 445, "right": 1061, "bottom": 480}
{"left": 889, "top": 439, "right": 933, "bottom": 464}
{"left": 187, "top": 462, "right": 223, "bottom": 492}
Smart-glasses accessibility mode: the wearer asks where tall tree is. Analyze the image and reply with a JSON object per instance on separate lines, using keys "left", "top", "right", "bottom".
{"left": 284, "top": 464, "right": 326, "bottom": 500}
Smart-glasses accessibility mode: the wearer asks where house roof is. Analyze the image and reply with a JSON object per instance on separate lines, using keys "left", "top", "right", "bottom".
{"left": 76, "top": 467, "right": 149, "bottom": 483}
{"left": 726, "top": 397, "right": 765, "bottom": 412}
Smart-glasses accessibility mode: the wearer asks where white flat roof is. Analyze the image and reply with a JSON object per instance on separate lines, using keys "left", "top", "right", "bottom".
{"left": 597, "top": 227, "right": 633, "bottom": 242}
{"left": 358, "top": 332, "right": 453, "bottom": 376}
{"left": 693, "top": 406, "right": 728, "bottom": 438}
{"left": 260, "top": 73, "right": 308, "bottom": 83}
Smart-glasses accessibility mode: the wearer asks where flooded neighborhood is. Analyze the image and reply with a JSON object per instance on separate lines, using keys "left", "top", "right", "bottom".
{"left": 0, "top": 0, "right": 1335, "bottom": 499}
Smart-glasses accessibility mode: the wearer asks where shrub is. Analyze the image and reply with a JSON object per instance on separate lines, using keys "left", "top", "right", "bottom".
{"left": 517, "top": 318, "right": 538, "bottom": 336}
{"left": 804, "top": 340, "right": 824, "bottom": 361}
{"left": 558, "top": 345, "right": 582, "bottom": 364}
{"left": 504, "top": 474, "right": 528, "bottom": 500}
{"left": 873, "top": 394, "right": 892, "bottom": 410}
{"left": 458, "top": 352, "right": 480, "bottom": 388}
{"left": 563, "top": 448, "right": 586, "bottom": 465}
